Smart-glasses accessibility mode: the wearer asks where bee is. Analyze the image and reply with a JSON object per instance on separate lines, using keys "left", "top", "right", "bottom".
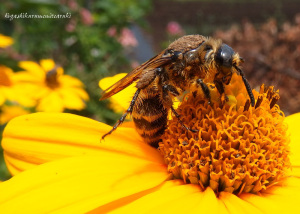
{"left": 100, "top": 35, "right": 255, "bottom": 147}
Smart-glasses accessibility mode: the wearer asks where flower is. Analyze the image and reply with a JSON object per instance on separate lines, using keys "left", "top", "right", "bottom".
{"left": 80, "top": 8, "right": 94, "bottom": 26}
{"left": 118, "top": 28, "right": 138, "bottom": 47}
{"left": 166, "top": 21, "right": 185, "bottom": 36}
{"left": 107, "top": 27, "right": 138, "bottom": 47}
{"left": 160, "top": 79, "right": 289, "bottom": 194}
{"left": 0, "top": 34, "right": 14, "bottom": 48}
{"left": 1, "top": 74, "right": 300, "bottom": 213}
{"left": 0, "top": 105, "right": 30, "bottom": 125}
{"left": 0, "top": 65, "right": 35, "bottom": 107}
{"left": 16, "top": 59, "right": 89, "bottom": 112}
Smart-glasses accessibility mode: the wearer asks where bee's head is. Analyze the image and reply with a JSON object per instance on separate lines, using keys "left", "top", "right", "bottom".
{"left": 215, "top": 44, "right": 243, "bottom": 76}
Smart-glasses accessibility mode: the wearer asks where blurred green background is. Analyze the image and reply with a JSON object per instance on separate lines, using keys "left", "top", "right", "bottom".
{"left": 1, "top": 0, "right": 299, "bottom": 180}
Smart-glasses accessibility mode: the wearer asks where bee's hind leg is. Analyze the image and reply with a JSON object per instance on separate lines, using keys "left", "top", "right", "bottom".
{"left": 101, "top": 89, "right": 141, "bottom": 141}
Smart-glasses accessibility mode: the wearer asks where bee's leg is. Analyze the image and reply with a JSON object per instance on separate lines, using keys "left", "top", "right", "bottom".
{"left": 214, "top": 80, "right": 229, "bottom": 103}
{"left": 101, "top": 89, "right": 141, "bottom": 141}
{"left": 162, "top": 84, "right": 198, "bottom": 133}
{"left": 171, "top": 106, "right": 198, "bottom": 133}
{"left": 234, "top": 65, "right": 255, "bottom": 107}
{"left": 197, "top": 79, "right": 211, "bottom": 105}
{"left": 162, "top": 84, "right": 179, "bottom": 97}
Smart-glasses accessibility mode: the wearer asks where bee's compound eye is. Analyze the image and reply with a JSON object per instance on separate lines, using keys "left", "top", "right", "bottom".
{"left": 215, "top": 44, "right": 235, "bottom": 68}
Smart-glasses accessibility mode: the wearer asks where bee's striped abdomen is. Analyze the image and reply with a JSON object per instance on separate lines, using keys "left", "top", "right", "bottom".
{"left": 132, "top": 93, "right": 168, "bottom": 147}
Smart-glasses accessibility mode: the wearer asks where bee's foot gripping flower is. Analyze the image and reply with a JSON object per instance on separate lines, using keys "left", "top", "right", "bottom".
{"left": 159, "top": 74, "right": 290, "bottom": 195}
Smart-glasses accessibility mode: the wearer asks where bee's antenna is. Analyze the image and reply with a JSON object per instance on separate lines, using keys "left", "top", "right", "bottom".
{"left": 234, "top": 65, "right": 255, "bottom": 107}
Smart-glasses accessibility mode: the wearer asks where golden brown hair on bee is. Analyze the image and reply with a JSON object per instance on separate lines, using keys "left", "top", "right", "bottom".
{"left": 100, "top": 35, "right": 255, "bottom": 147}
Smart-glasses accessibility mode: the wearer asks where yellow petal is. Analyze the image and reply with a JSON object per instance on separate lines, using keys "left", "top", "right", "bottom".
{"left": 99, "top": 73, "right": 127, "bottom": 91}
{"left": 58, "top": 88, "right": 87, "bottom": 110}
{"left": 99, "top": 73, "right": 136, "bottom": 113}
{"left": 18, "top": 61, "right": 45, "bottom": 79}
{"left": 0, "top": 155, "right": 169, "bottom": 213}
{"left": 39, "top": 59, "right": 56, "bottom": 72}
{"left": 2, "top": 113, "right": 164, "bottom": 175}
{"left": 70, "top": 87, "right": 90, "bottom": 100}
{"left": 240, "top": 176, "right": 300, "bottom": 213}
{"left": 59, "top": 75, "right": 84, "bottom": 87}
{"left": 97, "top": 182, "right": 230, "bottom": 214}
{"left": 0, "top": 93, "right": 5, "bottom": 106}
{"left": 12, "top": 71, "right": 41, "bottom": 83}
{"left": 285, "top": 113, "right": 300, "bottom": 167}
{"left": 36, "top": 91, "right": 65, "bottom": 112}
{"left": 9, "top": 85, "right": 37, "bottom": 107}
{"left": 0, "top": 105, "right": 30, "bottom": 125}
{"left": 98, "top": 181, "right": 200, "bottom": 213}
{"left": 219, "top": 192, "right": 263, "bottom": 214}
{"left": 0, "top": 34, "right": 14, "bottom": 48}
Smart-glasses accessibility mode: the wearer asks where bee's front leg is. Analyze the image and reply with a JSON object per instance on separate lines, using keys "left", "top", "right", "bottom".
{"left": 162, "top": 84, "right": 198, "bottom": 133}
{"left": 214, "top": 80, "right": 229, "bottom": 103}
{"left": 196, "top": 79, "right": 212, "bottom": 105}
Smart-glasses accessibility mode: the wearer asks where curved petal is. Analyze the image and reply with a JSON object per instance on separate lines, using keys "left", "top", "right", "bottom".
{"left": 0, "top": 154, "right": 169, "bottom": 213}
{"left": 240, "top": 176, "right": 300, "bottom": 213}
{"left": 18, "top": 61, "right": 45, "bottom": 79}
{"left": 2, "top": 113, "right": 164, "bottom": 175}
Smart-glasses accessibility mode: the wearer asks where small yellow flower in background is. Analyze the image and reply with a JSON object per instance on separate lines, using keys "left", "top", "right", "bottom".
{"left": 16, "top": 59, "right": 89, "bottom": 112}
{"left": 0, "top": 65, "right": 35, "bottom": 108}
{"left": 0, "top": 34, "right": 14, "bottom": 48}
{"left": 0, "top": 74, "right": 299, "bottom": 213}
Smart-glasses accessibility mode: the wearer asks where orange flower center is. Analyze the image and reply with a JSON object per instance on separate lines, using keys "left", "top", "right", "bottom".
{"left": 159, "top": 74, "right": 290, "bottom": 195}
{"left": 0, "top": 67, "right": 12, "bottom": 86}
{"left": 45, "top": 67, "right": 60, "bottom": 89}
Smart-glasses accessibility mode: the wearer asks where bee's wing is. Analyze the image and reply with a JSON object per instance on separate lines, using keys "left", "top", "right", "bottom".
{"left": 100, "top": 52, "right": 171, "bottom": 100}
